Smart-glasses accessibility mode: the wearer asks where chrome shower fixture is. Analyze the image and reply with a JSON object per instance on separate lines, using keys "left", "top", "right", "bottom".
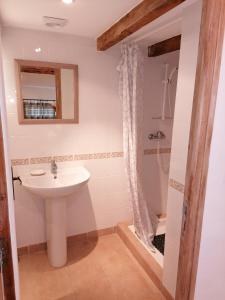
{"left": 148, "top": 131, "right": 166, "bottom": 140}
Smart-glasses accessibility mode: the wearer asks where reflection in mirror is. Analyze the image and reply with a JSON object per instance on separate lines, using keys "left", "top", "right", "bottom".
{"left": 21, "top": 70, "right": 58, "bottom": 119}
{"left": 15, "top": 60, "right": 78, "bottom": 124}
{"left": 61, "top": 69, "right": 75, "bottom": 119}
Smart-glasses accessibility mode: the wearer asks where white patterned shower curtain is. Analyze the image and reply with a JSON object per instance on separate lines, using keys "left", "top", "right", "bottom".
{"left": 118, "top": 44, "right": 156, "bottom": 248}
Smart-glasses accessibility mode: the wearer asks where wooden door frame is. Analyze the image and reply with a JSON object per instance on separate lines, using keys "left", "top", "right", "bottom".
{"left": 0, "top": 118, "right": 16, "bottom": 299}
{"left": 175, "top": 0, "right": 225, "bottom": 299}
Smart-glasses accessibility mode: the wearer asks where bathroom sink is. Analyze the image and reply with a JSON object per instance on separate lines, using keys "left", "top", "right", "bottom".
{"left": 21, "top": 166, "right": 90, "bottom": 268}
{"left": 22, "top": 166, "right": 90, "bottom": 198}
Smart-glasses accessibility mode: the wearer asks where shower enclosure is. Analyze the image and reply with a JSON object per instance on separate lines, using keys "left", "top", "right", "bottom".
{"left": 143, "top": 51, "right": 179, "bottom": 219}
{"left": 119, "top": 43, "right": 179, "bottom": 264}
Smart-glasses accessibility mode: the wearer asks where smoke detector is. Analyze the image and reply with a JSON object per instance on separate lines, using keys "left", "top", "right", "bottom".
{"left": 43, "top": 16, "right": 68, "bottom": 28}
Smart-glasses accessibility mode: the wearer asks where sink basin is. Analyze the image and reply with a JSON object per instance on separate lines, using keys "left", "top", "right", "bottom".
{"left": 22, "top": 166, "right": 90, "bottom": 198}
{"left": 21, "top": 166, "right": 90, "bottom": 268}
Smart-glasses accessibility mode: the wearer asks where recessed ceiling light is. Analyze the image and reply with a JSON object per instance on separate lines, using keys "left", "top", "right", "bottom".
{"left": 35, "top": 47, "right": 42, "bottom": 53}
{"left": 62, "top": 0, "right": 74, "bottom": 4}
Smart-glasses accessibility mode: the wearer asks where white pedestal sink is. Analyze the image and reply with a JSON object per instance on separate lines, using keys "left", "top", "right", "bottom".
{"left": 21, "top": 166, "right": 90, "bottom": 267}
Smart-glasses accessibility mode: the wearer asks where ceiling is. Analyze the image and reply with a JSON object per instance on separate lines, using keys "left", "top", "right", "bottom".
{"left": 0, "top": 0, "right": 142, "bottom": 38}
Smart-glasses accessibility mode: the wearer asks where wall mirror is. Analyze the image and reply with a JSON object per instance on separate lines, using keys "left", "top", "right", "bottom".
{"left": 15, "top": 59, "right": 78, "bottom": 124}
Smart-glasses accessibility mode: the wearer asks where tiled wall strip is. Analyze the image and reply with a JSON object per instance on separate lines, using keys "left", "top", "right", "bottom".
{"left": 11, "top": 148, "right": 171, "bottom": 166}
{"left": 144, "top": 148, "right": 171, "bottom": 155}
{"left": 169, "top": 178, "right": 185, "bottom": 194}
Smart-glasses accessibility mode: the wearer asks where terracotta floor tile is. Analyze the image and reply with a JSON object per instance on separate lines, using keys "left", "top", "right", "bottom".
{"left": 19, "top": 234, "right": 165, "bottom": 300}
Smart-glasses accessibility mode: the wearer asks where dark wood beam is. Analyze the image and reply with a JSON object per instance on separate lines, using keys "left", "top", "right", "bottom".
{"left": 97, "top": 0, "right": 185, "bottom": 51}
{"left": 148, "top": 34, "right": 181, "bottom": 57}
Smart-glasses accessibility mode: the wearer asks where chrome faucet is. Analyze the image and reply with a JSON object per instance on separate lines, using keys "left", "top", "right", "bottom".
{"left": 51, "top": 159, "right": 57, "bottom": 178}
{"left": 148, "top": 130, "right": 166, "bottom": 140}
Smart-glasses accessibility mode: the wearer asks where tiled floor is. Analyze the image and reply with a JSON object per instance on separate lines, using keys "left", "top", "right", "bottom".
{"left": 19, "top": 234, "right": 165, "bottom": 300}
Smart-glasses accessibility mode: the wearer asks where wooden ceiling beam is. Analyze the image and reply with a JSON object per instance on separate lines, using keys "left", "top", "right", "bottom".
{"left": 97, "top": 0, "right": 185, "bottom": 51}
{"left": 148, "top": 34, "right": 181, "bottom": 57}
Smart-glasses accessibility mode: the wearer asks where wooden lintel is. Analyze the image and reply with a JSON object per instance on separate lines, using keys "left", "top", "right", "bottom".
{"left": 148, "top": 35, "right": 181, "bottom": 57}
{"left": 97, "top": 0, "right": 185, "bottom": 51}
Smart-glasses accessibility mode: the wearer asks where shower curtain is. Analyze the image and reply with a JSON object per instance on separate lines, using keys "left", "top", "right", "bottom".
{"left": 118, "top": 44, "right": 156, "bottom": 248}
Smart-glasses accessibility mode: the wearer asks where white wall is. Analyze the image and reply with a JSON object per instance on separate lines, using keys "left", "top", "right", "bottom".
{"left": 163, "top": 1, "right": 202, "bottom": 297}
{"left": 143, "top": 51, "right": 179, "bottom": 215}
{"left": 194, "top": 33, "right": 225, "bottom": 300}
{"left": 2, "top": 27, "right": 132, "bottom": 248}
{"left": 0, "top": 27, "right": 20, "bottom": 299}
{"left": 3, "top": 27, "right": 124, "bottom": 158}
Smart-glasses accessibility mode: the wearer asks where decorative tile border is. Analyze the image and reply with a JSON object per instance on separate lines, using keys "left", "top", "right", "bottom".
{"left": 111, "top": 151, "right": 123, "bottom": 158}
{"left": 53, "top": 155, "right": 73, "bottom": 162}
{"left": 11, "top": 159, "right": 29, "bottom": 166}
{"left": 169, "top": 178, "right": 185, "bottom": 194}
{"left": 30, "top": 156, "right": 52, "bottom": 164}
{"left": 73, "top": 152, "right": 123, "bottom": 160}
{"left": 144, "top": 148, "right": 171, "bottom": 155}
{"left": 11, "top": 148, "right": 171, "bottom": 166}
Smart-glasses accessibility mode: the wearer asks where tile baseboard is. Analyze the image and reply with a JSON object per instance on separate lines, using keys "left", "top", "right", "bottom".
{"left": 18, "top": 226, "right": 116, "bottom": 256}
{"left": 11, "top": 159, "right": 29, "bottom": 166}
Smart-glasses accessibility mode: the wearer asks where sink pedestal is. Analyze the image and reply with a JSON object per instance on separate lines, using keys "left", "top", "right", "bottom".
{"left": 21, "top": 166, "right": 90, "bottom": 267}
{"left": 45, "top": 198, "right": 67, "bottom": 267}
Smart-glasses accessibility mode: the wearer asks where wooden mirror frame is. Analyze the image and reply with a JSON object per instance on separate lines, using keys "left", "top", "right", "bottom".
{"left": 15, "top": 59, "right": 79, "bottom": 125}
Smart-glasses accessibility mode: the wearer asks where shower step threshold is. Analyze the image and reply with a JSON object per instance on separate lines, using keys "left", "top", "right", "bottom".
{"left": 117, "top": 222, "right": 173, "bottom": 300}
{"left": 128, "top": 225, "right": 164, "bottom": 267}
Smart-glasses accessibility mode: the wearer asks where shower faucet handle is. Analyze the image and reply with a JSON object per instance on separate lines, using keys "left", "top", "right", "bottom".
{"left": 156, "top": 131, "right": 165, "bottom": 139}
{"left": 148, "top": 131, "right": 166, "bottom": 140}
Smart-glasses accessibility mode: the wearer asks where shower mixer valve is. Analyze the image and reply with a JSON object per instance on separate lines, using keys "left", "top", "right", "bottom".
{"left": 148, "top": 131, "right": 166, "bottom": 140}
